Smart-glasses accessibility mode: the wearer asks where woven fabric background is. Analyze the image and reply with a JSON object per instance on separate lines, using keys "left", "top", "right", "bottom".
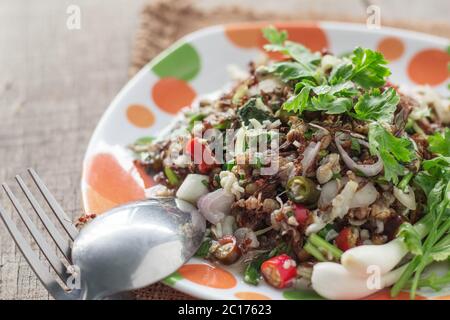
{"left": 129, "top": 0, "right": 449, "bottom": 299}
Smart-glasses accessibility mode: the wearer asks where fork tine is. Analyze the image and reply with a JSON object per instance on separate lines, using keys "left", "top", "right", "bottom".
{"left": 2, "top": 183, "right": 68, "bottom": 283}
{"left": 0, "top": 204, "right": 69, "bottom": 300}
{"left": 15, "top": 175, "right": 72, "bottom": 262}
{"left": 28, "top": 169, "right": 78, "bottom": 241}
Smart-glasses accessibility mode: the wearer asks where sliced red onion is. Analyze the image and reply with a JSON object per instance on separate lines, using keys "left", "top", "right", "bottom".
{"left": 335, "top": 133, "right": 383, "bottom": 177}
{"left": 301, "top": 141, "right": 322, "bottom": 176}
{"left": 197, "top": 188, "right": 235, "bottom": 224}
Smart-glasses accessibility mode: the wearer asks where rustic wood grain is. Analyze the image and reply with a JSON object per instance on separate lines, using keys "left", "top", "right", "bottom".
{"left": 0, "top": 0, "right": 448, "bottom": 300}
{"left": 0, "top": 0, "right": 147, "bottom": 300}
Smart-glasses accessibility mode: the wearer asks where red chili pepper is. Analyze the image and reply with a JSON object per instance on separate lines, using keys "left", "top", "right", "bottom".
{"left": 294, "top": 204, "right": 310, "bottom": 226}
{"left": 185, "top": 138, "right": 216, "bottom": 173}
{"left": 335, "top": 227, "right": 358, "bottom": 251}
{"left": 261, "top": 254, "right": 297, "bottom": 289}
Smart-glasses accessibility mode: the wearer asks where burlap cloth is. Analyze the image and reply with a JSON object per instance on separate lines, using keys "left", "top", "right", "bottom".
{"left": 130, "top": 0, "right": 449, "bottom": 299}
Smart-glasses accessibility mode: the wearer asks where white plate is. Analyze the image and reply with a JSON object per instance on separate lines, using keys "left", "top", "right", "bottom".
{"left": 81, "top": 22, "right": 450, "bottom": 300}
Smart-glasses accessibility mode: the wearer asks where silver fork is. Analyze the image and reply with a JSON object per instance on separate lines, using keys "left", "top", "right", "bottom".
{"left": 0, "top": 169, "right": 81, "bottom": 300}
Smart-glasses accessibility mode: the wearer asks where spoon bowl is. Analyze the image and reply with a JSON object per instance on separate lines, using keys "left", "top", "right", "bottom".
{"left": 71, "top": 198, "right": 206, "bottom": 300}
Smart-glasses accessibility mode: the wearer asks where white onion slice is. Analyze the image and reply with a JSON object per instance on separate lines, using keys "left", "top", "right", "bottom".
{"left": 318, "top": 177, "right": 349, "bottom": 208}
{"left": 176, "top": 174, "right": 209, "bottom": 204}
{"left": 301, "top": 141, "right": 321, "bottom": 176}
{"left": 335, "top": 133, "right": 383, "bottom": 177}
{"left": 318, "top": 180, "right": 340, "bottom": 208}
{"left": 197, "top": 188, "right": 235, "bottom": 224}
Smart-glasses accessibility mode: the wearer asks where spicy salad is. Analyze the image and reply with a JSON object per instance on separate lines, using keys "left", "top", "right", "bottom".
{"left": 131, "top": 26, "right": 450, "bottom": 299}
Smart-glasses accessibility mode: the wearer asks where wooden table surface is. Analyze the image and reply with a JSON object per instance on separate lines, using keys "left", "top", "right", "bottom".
{"left": 0, "top": 0, "right": 448, "bottom": 300}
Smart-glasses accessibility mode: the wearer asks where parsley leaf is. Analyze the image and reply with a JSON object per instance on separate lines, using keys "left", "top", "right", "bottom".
{"left": 262, "top": 25, "right": 287, "bottom": 45}
{"left": 428, "top": 128, "right": 450, "bottom": 156}
{"left": 329, "top": 62, "right": 353, "bottom": 85}
{"left": 353, "top": 88, "right": 400, "bottom": 122}
{"left": 397, "top": 223, "right": 423, "bottom": 256}
{"left": 283, "top": 86, "right": 311, "bottom": 113}
{"left": 311, "top": 81, "right": 358, "bottom": 97}
{"left": 134, "top": 136, "right": 155, "bottom": 145}
{"left": 392, "top": 156, "right": 450, "bottom": 299}
{"left": 267, "top": 61, "right": 315, "bottom": 82}
{"left": 368, "top": 123, "right": 415, "bottom": 183}
{"left": 310, "top": 94, "right": 352, "bottom": 114}
{"left": 350, "top": 47, "right": 391, "bottom": 88}
{"left": 262, "top": 26, "right": 320, "bottom": 75}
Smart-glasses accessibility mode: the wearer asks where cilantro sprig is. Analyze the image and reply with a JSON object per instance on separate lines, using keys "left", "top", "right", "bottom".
{"left": 392, "top": 135, "right": 450, "bottom": 299}
{"left": 368, "top": 123, "right": 415, "bottom": 184}
{"left": 262, "top": 26, "right": 398, "bottom": 122}
{"left": 352, "top": 87, "right": 400, "bottom": 122}
{"left": 428, "top": 128, "right": 450, "bottom": 157}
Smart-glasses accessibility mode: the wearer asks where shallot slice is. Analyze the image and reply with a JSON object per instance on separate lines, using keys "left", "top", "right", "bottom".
{"left": 335, "top": 133, "right": 383, "bottom": 177}
{"left": 301, "top": 141, "right": 321, "bottom": 176}
{"left": 197, "top": 188, "right": 235, "bottom": 224}
{"left": 349, "top": 182, "right": 379, "bottom": 208}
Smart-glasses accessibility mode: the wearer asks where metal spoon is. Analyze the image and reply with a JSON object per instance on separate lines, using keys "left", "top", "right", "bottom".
{"left": 71, "top": 197, "right": 206, "bottom": 300}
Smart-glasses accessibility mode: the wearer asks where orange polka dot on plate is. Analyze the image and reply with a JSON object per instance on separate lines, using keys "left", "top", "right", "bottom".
{"left": 85, "top": 185, "right": 119, "bottom": 215}
{"left": 178, "top": 264, "right": 237, "bottom": 289}
{"left": 408, "top": 48, "right": 449, "bottom": 85}
{"left": 225, "top": 23, "right": 328, "bottom": 54}
{"left": 85, "top": 153, "right": 145, "bottom": 212}
{"left": 152, "top": 77, "right": 196, "bottom": 114}
{"left": 234, "top": 292, "right": 271, "bottom": 300}
{"left": 376, "top": 37, "right": 405, "bottom": 61}
{"left": 224, "top": 23, "right": 264, "bottom": 48}
{"left": 126, "top": 104, "right": 155, "bottom": 128}
{"left": 269, "top": 22, "right": 328, "bottom": 52}
{"left": 133, "top": 160, "right": 154, "bottom": 189}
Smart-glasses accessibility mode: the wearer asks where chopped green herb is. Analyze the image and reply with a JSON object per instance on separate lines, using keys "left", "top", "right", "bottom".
{"left": 304, "top": 241, "right": 326, "bottom": 262}
{"left": 213, "top": 119, "right": 232, "bottom": 130}
{"left": 243, "top": 241, "right": 291, "bottom": 285}
{"left": 134, "top": 136, "right": 155, "bottom": 145}
{"left": 352, "top": 88, "right": 400, "bottom": 122}
{"left": 267, "top": 61, "right": 315, "bottom": 82}
{"left": 428, "top": 128, "right": 450, "bottom": 157}
{"left": 201, "top": 179, "right": 209, "bottom": 188}
{"left": 195, "top": 239, "right": 212, "bottom": 258}
{"left": 350, "top": 47, "right": 391, "bottom": 89}
{"left": 262, "top": 25, "right": 287, "bottom": 45}
{"left": 223, "top": 160, "right": 236, "bottom": 171}
{"left": 308, "top": 233, "right": 343, "bottom": 260}
{"left": 187, "top": 113, "right": 207, "bottom": 131}
{"left": 397, "top": 171, "right": 414, "bottom": 191}
{"left": 392, "top": 156, "right": 450, "bottom": 299}
{"left": 350, "top": 137, "right": 361, "bottom": 154}
{"left": 237, "top": 98, "right": 275, "bottom": 125}
{"left": 368, "top": 123, "right": 415, "bottom": 184}
{"left": 304, "top": 128, "right": 314, "bottom": 140}
{"left": 164, "top": 166, "right": 180, "bottom": 186}
{"left": 254, "top": 157, "right": 263, "bottom": 169}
